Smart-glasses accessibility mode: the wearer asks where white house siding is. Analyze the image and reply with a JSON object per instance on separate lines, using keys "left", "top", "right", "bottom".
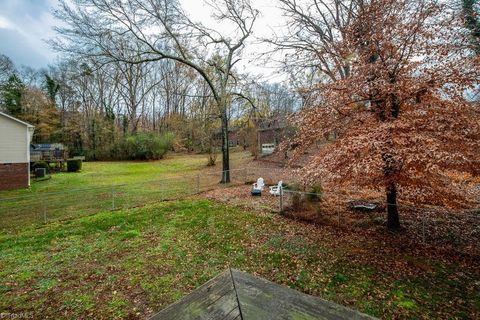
{"left": 0, "top": 115, "right": 30, "bottom": 164}
{"left": 0, "top": 113, "right": 34, "bottom": 190}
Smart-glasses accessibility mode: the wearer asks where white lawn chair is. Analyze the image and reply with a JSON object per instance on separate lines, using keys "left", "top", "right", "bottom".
{"left": 252, "top": 177, "right": 265, "bottom": 191}
{"left": 269, "top": 181, "right": 283, "bottom": 196}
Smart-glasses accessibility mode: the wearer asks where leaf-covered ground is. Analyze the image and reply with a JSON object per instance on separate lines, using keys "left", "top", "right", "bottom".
{"left": 202, "top": 184, "right": 480, "bottom": 257}
{"left": 1, "top": 199, "right": 478, "bottom": 319}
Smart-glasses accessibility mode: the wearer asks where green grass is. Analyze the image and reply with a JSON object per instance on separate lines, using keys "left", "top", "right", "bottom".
{"left": 1, "top": 151, "right": 249, "bottom": 197}
{"left": 0, "top": 200, "right": 478, "bottom": 319}
{"left": 0, "top": 151, "right": 251, "bottom": 232}
{"left": 1, "top": 151, "right": 478, "bottom": 318}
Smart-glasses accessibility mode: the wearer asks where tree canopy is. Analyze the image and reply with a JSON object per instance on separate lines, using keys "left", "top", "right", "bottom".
{"left": 285, "top": 0, "right": 480, "bottom": 228}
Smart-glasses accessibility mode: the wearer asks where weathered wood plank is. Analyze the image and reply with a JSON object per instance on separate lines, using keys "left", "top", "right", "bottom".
{"left": 150, "top": 269, "right": 378, "bottom": 320}
{"left": 231, "top": 269, "right": 377, "bottom": 320}
{"left": 150, "top": 270, "right": 239, "bottom": 320}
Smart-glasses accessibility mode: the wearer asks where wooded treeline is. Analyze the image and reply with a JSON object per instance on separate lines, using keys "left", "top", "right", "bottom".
{"left": 0, "top": 53, "right": 299, "bottom": 160}
{"left": 1, "top": 0, "right": 478, "bottom": 229}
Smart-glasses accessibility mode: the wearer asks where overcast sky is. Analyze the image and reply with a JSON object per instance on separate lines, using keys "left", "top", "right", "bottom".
{"left": 0, "top": 0, "right": 285, "bottom": 79}
{"left": 0, "top": 0, "right": 58, "bottom": 68}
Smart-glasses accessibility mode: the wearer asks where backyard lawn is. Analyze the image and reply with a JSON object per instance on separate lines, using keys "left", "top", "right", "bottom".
{"left": 0, "top": 151, "right": 251, "bottom": 198}
{"left": 1, "top": 153, "right": 478, "bottom": 319}
{"left": 0, "top": 199, "right": 478, "bottom": 319}
{"left": 0, "top": 151, "right": 252, "bottom": 232}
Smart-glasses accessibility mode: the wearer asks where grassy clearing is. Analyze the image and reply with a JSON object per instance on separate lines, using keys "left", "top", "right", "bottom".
{"left": 0, "top": 199, "right": 478, "bottom": 319}
{"left": 0, "top": 151, "right": 251, "bottom": 232}
{"left": 0, "top": 151, "right": 250, "bottom": 198}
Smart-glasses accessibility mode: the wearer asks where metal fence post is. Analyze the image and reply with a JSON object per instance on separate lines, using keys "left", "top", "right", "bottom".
{"left": 42, "top": 198, "right": 47, "bottom": 224}
{"left": 112, "top": 186, "right": 115, "bottom": 211}
{"left": 160, "top": 180, "right": 164, "bottom": 200}
{"left": 279, "top": 188, "right": 284, "bottom": 214}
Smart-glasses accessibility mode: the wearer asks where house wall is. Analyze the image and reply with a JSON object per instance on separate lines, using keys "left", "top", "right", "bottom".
{"left": 258, "top": 128, "right": 285, "bottom": 146}
{"left": 0, "top": 114, "right": 33, "bottom": 190}
{"left": 0, "top": 163, "right": 29, "bottom": 190}
{"left": 228, "top": 131, "right": 241, "bottom": 147}
{"left": 214, "top": 130, "right": 242, "bottom": 147}
{"left": 0, "top": 116, "right": 29, "bottom": 163}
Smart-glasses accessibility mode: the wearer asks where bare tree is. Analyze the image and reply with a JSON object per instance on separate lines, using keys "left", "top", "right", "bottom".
{"left": 269, "top": 0, "right": 359, "bottom": 85}
{"left": 0, "top": 54, "right": 16, "bottom": 83}
{"left": 114, "top": 60, "right": 162, "bottom": 133}
{"left": 52, "top": 0, "right": 258, "bottom": 182}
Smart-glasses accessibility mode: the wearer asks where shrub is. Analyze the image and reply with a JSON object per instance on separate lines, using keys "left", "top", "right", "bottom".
{"left": 283, "top": 182, "right": 301, "bottom": 191}
{"left": 283, "top": 182, "right": 304, "bottom": 210}
{"left": 283, "top": 182, "right": 323, "bottom": 221}
{"left": 66, "top": 159, "right": 82, "bottom": 172}
{"left": 125, "top": 132, "right": 174, "bottom": 160}
{"left": 291, "top": 192, "right": 303, "bottom": 211}
{"left": 48, "top": 162, "right": 65, "bottom": 172}
{"left": 206, "top": 148, "right": 217, "bottom": 166}
{"left": 306, "top": 183, "right": 323, "bottom": 202}
{"left": 32, "top": 161, "right": 49, "bottom": 174}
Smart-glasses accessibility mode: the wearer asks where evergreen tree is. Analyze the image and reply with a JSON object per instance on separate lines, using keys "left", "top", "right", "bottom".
{"left": 462, "top": 0, "right": 480, "bottom": 54}
{"left": 1, "top": 74, "right": 24, "bottom": 116}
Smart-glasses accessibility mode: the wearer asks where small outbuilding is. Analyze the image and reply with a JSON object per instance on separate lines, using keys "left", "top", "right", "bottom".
{"left": 0, "top": 111, "right": 35, "bottom": 190}
{"left": 255, "top": 116, "right": 288, "bottom": 155}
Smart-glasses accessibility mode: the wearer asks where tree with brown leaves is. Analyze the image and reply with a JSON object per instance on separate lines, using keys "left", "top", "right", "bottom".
{"left": 287, "top": 0, "right": 480, "bottom": 229}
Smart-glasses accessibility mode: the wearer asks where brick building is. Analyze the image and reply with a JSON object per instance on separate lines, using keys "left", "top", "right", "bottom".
{"left": 0, "top": 112, "right": 34, "bottom": 190}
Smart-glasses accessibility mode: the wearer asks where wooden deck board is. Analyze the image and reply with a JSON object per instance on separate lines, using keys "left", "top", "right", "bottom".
{"left": 149, "top": 269, "right": 377, "bottom": 320}
{"left": 150, "top": 270, "right": 239, "bottom": 320}
{"left": 231, "top": 269, "right": 375, "bottom": 320}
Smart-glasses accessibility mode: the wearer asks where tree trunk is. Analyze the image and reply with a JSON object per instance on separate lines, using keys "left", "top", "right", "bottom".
{"left": 386, "top": 182, "right": 400, "bottom": 229}
{"left": 221, "top": 111, "right": 230, "bottom": 183}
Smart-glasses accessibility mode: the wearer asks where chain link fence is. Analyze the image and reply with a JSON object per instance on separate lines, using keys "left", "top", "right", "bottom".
{"left": 0, "top": 168, "right": 250, "bottom": 232}
{"left": 1, "top": 165, "right": 479, "bottom": 255}
{"left": 277, "top": 188, "right": 480, "bottom": 255}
